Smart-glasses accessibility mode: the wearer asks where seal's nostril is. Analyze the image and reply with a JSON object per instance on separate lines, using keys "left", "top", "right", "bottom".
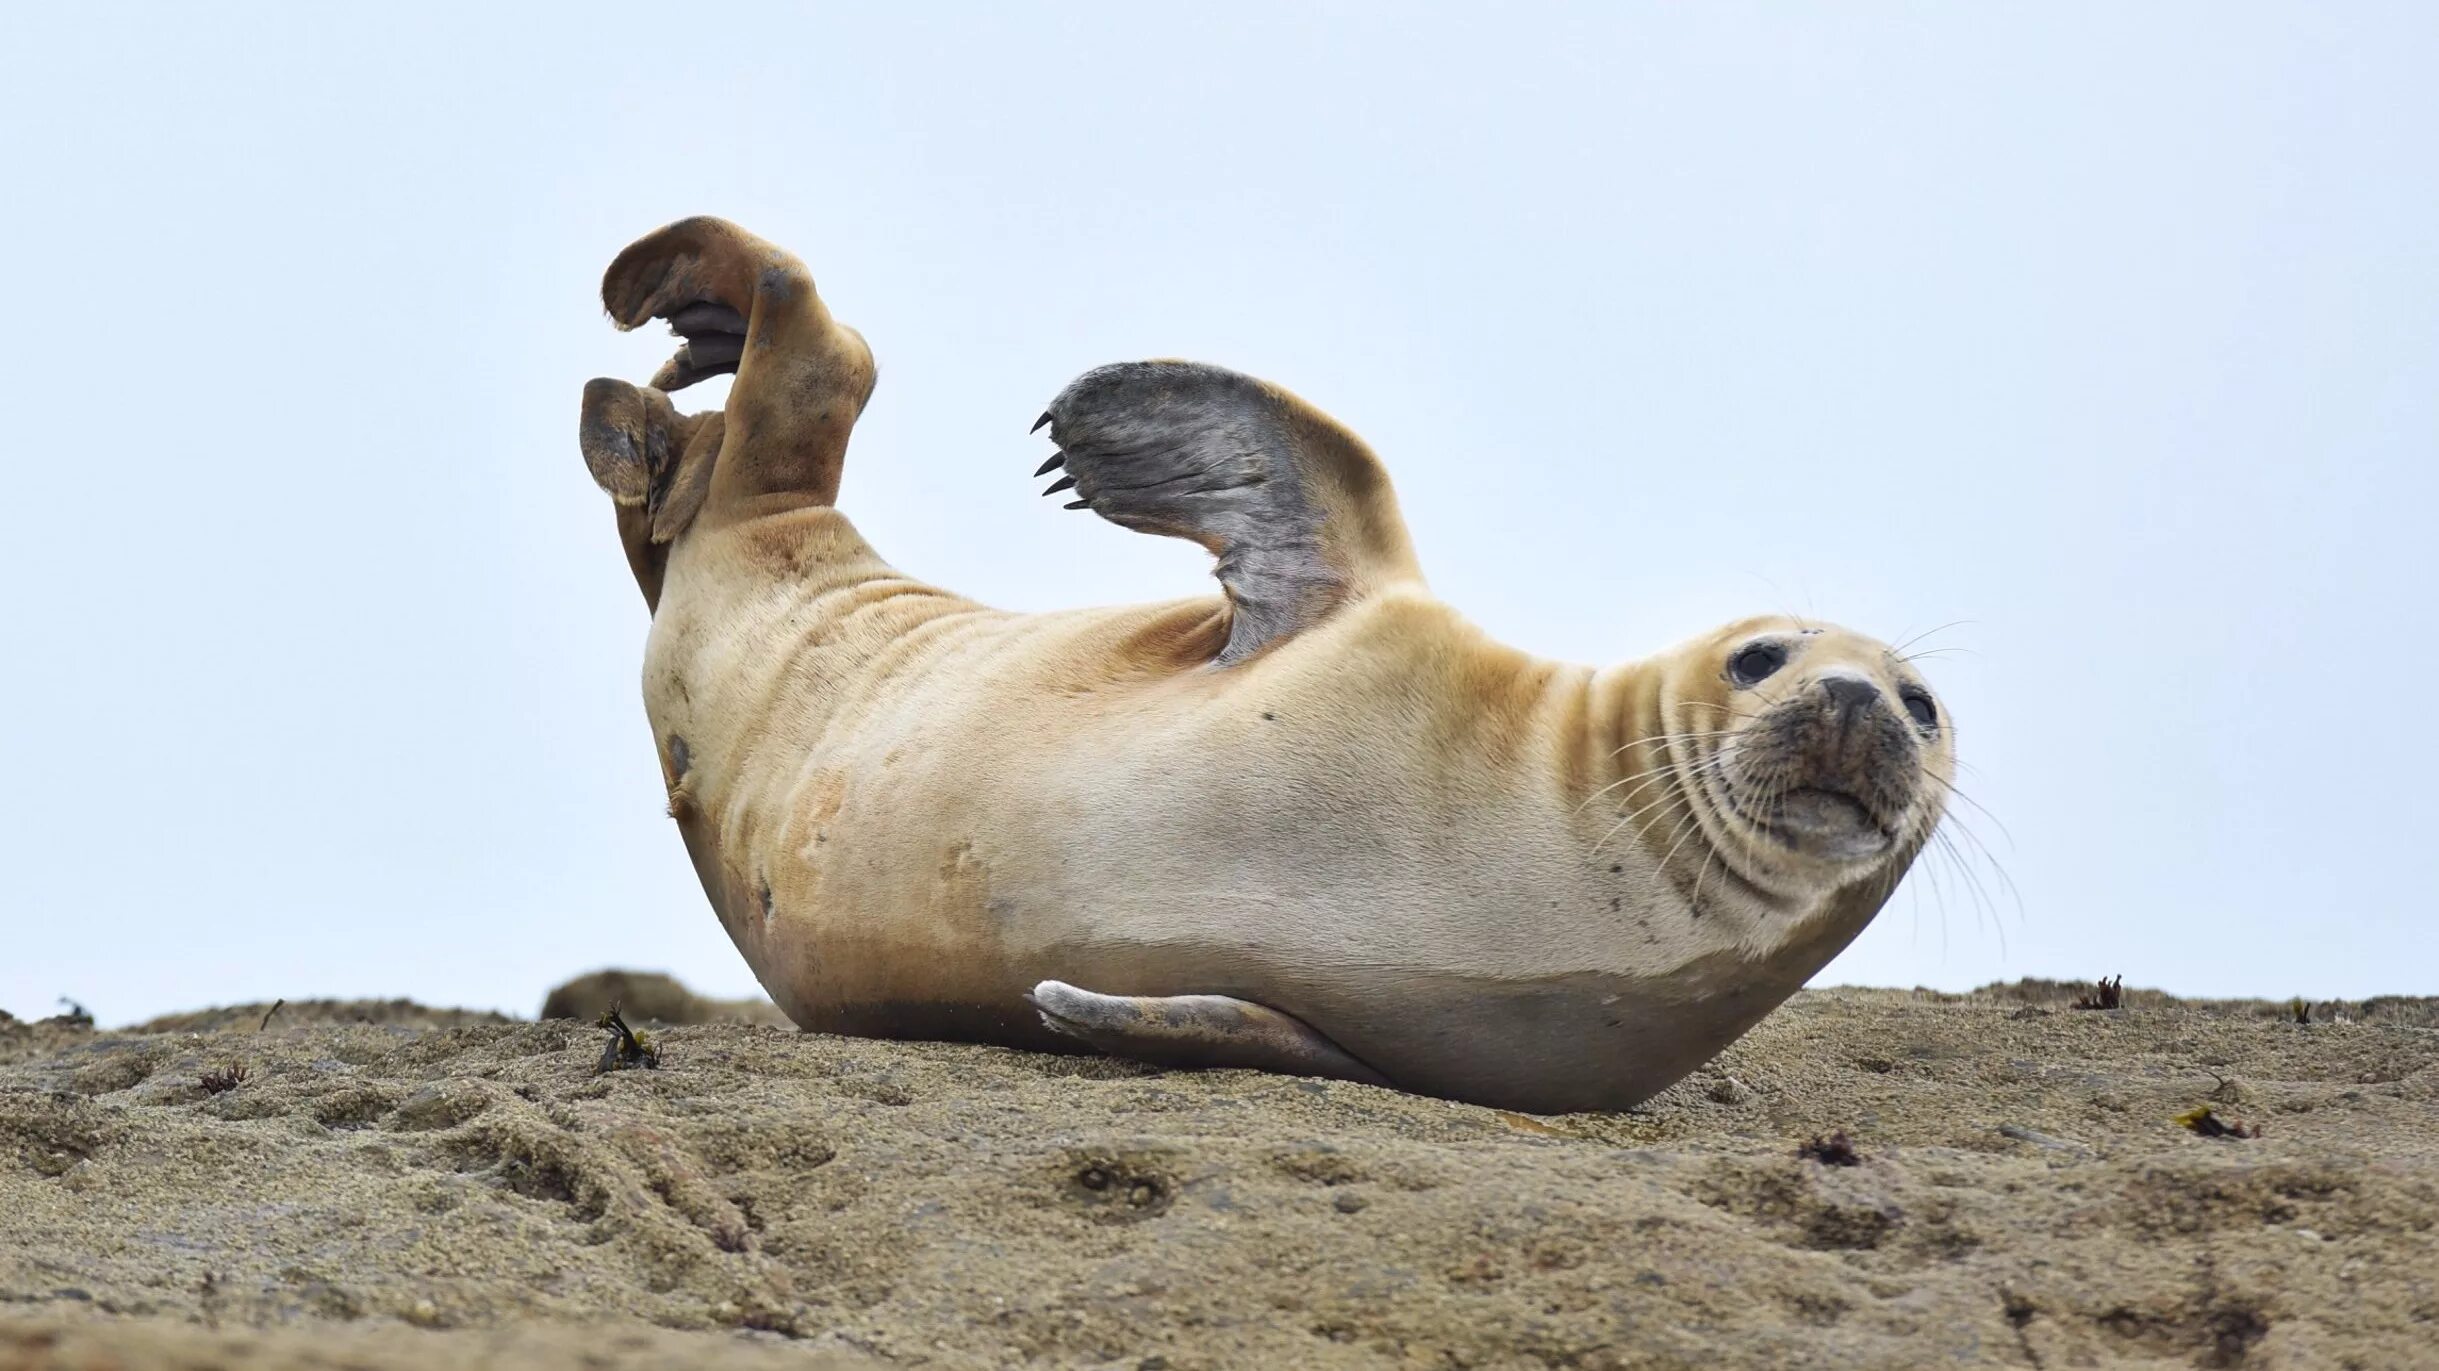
{"left": 1819, "top": 676, "right": 1880, "bottom": 717}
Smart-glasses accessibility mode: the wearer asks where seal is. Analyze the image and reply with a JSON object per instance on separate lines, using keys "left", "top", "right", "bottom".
{"left": 576, "top": 216, "right": 1958, "bottom": 1113}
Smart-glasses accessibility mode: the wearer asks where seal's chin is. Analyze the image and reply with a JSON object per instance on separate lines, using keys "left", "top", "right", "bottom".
{"left": 1708, "top": 762, "right": 1901, "bottom": 870}
{"left": 1758, "top": 787, "right": 1893, "bottom": 863}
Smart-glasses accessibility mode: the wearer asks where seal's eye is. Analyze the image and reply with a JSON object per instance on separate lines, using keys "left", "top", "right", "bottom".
{"left": 1900, "top": 689, "right": 1938, "bottom": 730}
{"left": 1727, "top": 643, "right": 1786, "bottom": 687}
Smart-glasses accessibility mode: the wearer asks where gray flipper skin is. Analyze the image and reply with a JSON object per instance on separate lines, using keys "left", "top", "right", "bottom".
{"left": 1029, "top": 981, "right": 1392, "bottom": 1087}
{"left": 1035, "top": 361, "right": 1422, "bottom": 665}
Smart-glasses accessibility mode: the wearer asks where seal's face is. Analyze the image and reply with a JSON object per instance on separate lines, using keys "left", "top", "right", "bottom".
{"left": 1665, "top": 617, "right": 1955, "bottom": 893}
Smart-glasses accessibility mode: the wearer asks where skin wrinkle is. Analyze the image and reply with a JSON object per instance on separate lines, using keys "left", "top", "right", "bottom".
{"left": 573, "top": 216, "right": 1956, "bottom": 1114}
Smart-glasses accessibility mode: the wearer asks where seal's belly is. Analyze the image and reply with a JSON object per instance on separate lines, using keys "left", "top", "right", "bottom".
{"left": 650, "top": 570, "right": 1808, "bottom": 1111}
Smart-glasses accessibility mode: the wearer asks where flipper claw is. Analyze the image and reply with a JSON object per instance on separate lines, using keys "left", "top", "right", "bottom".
{"left": 1033, "top": 360, "right": 1423, "bottom": 664}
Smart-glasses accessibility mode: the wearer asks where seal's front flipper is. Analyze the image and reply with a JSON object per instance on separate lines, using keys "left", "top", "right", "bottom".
{"left": 1028, "top": 980, "right": 1390, "bottom": 1087}
{"left": 1031, "top": 362, "right": 1426, "bottom": 665}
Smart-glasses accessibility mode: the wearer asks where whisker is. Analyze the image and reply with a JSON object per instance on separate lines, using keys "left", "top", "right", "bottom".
{"left": 1603, "top": 728, "right": 1737, "bottom": 761}
{"left": 1574, "top": 767, "right": 1675, "bottom": 816}
{"left": 1579, "top": 731, "right": 1742, "bottom": 814}
{"left": 1935, "top": 810, "right": 2026, "bottom": 920}
{"left": 1888, "top": 618, "right": 1978, "bottom": 658}
{"left": 1652, "top": 796, "right": 1714, "bottom": 884}
{"left": 1916, "top": 837, "right": 1953, "bottom": 962}
{"left": 1675, "top": 702, "right": 1765, "bottom": 723}
{"left": 1614, "top": 797, "right": 1702, "bottom": 862}
{"left": 1920, "top": 772, "right": 2017, "bottom": 852}
{"left": 1933, "top": 826, "right": 2008, "bottom": 959}
{"left": 1592, "top": 789, "right": 1691, "bottom": 854}
{"left": 1907, "top": 856, "right": 1924, "bottom": 949}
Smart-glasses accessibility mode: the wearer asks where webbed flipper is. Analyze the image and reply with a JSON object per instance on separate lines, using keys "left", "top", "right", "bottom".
{"left": 588, "top": 216, "right": 877, "bottom": 522}
{"left": 1034, "top": 362, "right": 1425, "bottom": 664}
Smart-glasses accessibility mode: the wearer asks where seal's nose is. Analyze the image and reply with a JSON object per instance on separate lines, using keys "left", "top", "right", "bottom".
{"left": 1819, "top": 674, "right": 1882, "bottom": 721}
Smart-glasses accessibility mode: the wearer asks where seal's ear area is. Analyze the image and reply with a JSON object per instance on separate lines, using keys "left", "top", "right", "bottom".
{"left": 1033, "top": 361, "right": 1427, "bottom": 666}
{"left": 577, "top": 377, "right": 721, "bottom": 543}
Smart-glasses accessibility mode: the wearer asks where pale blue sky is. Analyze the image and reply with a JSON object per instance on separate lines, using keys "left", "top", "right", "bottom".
{"left": 4, "top": 6, "right": 2432, "bottom": 1025}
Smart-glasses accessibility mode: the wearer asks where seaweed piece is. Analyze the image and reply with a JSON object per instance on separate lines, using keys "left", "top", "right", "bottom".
{"left": 2174, "top": 1106, "right": 2259, "bottom": 1140}
{"left": 595, "top": 1005, "right": 661, "bottom": 1073}
{"left": 2070, "top": 975, "right": 2123, "bottom": 1011}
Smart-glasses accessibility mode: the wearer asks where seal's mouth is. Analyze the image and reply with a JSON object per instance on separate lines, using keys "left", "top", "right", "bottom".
{"left": 1712, "top": 764, "right": 1899, "bottom": 865}
{"left": 1677, "top": 672, "right": 1938, "bottom": 879}
{"left": 1757, "top": 786, "right": 1893, "bottom": 860}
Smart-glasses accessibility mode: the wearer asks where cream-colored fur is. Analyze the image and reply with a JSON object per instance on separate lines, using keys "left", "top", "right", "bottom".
{"left": 579, "top": 218, "right": 1955, "bottom": 1113}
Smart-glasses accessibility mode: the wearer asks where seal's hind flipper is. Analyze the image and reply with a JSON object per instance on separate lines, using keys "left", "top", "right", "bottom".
{"left": 1028, "top": 980, "right": 1390, "bottom": 1087}
{"left": 578, "top": 378, "right": 724, "bottom": 608}
{"left": 1031, "top": 362, "right": 1425, "bottom": 665}
{"left": 596, "top": 216, "right": 877, "bottom": 512}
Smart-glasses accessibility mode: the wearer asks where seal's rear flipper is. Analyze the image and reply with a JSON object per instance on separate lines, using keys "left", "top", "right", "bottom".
{"left": 1028, "top": 981, "right": 1390, "bottom": 1087}
{"left": 1030, "top": 362, "right": 1426, "bottom": 665}
{"left": 595, "top": 216, "right": 878, "bottom": 513}
{"left": 579, "top": 378, "right": 728, "bottom": 608}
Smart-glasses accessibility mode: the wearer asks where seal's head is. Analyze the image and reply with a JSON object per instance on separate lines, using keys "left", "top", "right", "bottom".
{"left": 1658, "top": 615, "right": 1955, "bottom": 899}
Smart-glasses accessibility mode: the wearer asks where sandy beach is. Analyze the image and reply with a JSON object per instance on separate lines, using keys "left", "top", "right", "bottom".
{"left": 4, "top": 978, "right": 2433, "bottom": 1369}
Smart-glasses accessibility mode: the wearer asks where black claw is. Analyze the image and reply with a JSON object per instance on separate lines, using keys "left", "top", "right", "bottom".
{"left": 1033, "top": 453, "right": 1065, "bottom": 477}
{"left": 1064, "top": 499, "right": 1091, "bottom": 510}
{"left": 1031, "top": 411, "right": 1055, "bottom": 434}
{"left": 1042, "top": 475, "right": 1077, "bottom": 496}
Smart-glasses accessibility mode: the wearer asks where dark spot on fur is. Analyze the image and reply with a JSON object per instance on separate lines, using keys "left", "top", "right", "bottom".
{"left": 667, "top": 734, "right": 691, "bottom": 779}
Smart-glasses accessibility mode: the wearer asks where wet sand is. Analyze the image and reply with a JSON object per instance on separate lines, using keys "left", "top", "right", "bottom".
{"left": 3, "top": 980, "right": 2432, "bottom": 1369}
